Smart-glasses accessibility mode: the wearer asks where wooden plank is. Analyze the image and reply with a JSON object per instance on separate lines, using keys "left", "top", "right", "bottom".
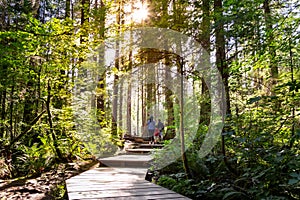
{"left": 68, "top": 191, "right": 189, "bottom": 199}
{"left": 102, "top": 197, "right": 188, "bottom": 200}
{"left": 67, "top": 168, "right": 148, "bottom": 182}
{"left": 66, "top": 184, "right": 161, "bottom": 191}
{"left": 68, "top": 187, "right": 170, "bottom": 194}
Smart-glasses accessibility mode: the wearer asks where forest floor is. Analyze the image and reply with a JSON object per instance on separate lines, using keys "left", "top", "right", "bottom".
{"left": 0, "top": 159, "right": 98, "bottom": 200}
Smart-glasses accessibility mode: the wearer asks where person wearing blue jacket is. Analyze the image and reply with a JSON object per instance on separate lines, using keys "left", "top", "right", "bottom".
{"left": 147, "top": 116, "right": 155, "bottom": 144}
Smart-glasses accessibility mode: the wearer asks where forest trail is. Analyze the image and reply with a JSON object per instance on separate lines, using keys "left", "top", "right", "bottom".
{"left": 66, "top": 142, "right": 191, "bottom": 199}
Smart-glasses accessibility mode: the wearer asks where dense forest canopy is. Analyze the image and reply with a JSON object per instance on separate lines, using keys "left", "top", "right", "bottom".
{"left": 0, "top": 0, "right": 300, "bottom": 199}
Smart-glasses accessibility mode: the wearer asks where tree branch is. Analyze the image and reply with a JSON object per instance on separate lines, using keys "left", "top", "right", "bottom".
{"left": 9, "top": 110, "right": 46, "bottom": 147}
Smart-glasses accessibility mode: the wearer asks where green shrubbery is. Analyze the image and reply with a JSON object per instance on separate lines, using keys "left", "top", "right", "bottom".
{"left": 155, "top": 121, "right": 300, "bottom": 199}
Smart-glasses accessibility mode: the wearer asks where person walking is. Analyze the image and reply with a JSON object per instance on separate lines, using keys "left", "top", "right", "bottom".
{"left": 157, "top": 119, "right": 164, "bottom": 141}
{"left": 147, "top": 116, "right": 155, "bottom": 144}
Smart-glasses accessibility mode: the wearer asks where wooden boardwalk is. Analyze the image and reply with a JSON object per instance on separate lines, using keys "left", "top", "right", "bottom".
{"left": 66, "top": 154, "right": 191, "bottom": 200}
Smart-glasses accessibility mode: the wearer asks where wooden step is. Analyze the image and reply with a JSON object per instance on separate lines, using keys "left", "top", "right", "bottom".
{"left": 138, "top": 144, "right": 164, "bottom": 149}
{"left": 124, "top": 142, "right": 164, "bottom": 149}
{"left": 125, "top": 148, "right": 155, "bottom": 154}
{"left": 98, "top": 155, "right": 152, "bottom": 168}
{"left": 123, "top": 135, "right": 165, "bottom": 144}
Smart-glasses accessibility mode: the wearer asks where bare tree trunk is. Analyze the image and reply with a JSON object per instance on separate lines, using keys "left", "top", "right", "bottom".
{"left": 214, "top": 0, "right": 230, "bottom": 115}
{"left": 127, "top": 77, "right": 132, "bottom": 135}
{"left": 199, "top": 0, "right": 211, "bottom": 125}
{"left": 142, "top": 66, "right": 146, "bottom": 132}
{"left": 112, "top": 53, "right": 119, "bottom": 142}
{"left": 0, "top": 89, "right": 6, "bottom": 139}
{"left": 126, "top": 26, "right": 133, "bottom": 134}
{"left": 112, "top": 0, "right": 122, "bottom": 143}
{"left": 214, "top": 0, "right": 236, "bottom": 175}
{"left": 214, "top": 0, "right": 227, "bottom": 159}
{"left": 9, "top": 85, "right": 14, "bottom": 140}
{"left": 118, "top": 77, "right": 123, "bottom": 129}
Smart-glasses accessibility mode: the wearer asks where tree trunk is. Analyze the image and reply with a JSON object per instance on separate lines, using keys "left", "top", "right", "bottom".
{"left": 214, "top": 0, "right": 226, "bottom": 155}
{"left": 95, "top": 0, "right": 107, "bottom": 128}
{"left": 179, "top": 58, "right": 191, "bottom": 179}
{"left": 142, "top": 66, "right": 147, "bottom": 132}
{"left": 80, "top": 0, "right": 90, "bottom": 44}
{"left": 9, "top": 85, "right": 14, "bottom": 140}
{"left": 0, "top": 89, "right": 6, "bottom": 139}
{"left": 22, "top": 72, "right": 37, "bottom": 136}
{"left": 66, "top": 0, "right": 71, "bottom": 18}
{"left": 112, "top": 0, "right": 122, "bottom": 143}
{"left": 214, "top": 0, "right": 225, "bottom": 153}
{"left": 126, "top": 30, "right": 133, "bottom": 134}
{"left": 263, "top": 0, "right": 278, "bottom": 88}
{"left": 199, "top": 0, "right": 211, "bottom": 125}
{"left": 164, "top": 56, "right": 175, "bottom": 140}
{"left": 214, "top": 0, "right": 236, "bottom": 175}
{"left": 214, "top": 0, "right": 230, "bottom": 115}
{"left": 145, "top": 53, "right": 156, "bottom": 116}
{"left": 112, "top": 53, "right": 119, "bottom": 142}
{"left": 118, "top": 76, "right": 123, "bottom": 129}
{"left": 289, "top": 38, "right": 295, "bottom": 148}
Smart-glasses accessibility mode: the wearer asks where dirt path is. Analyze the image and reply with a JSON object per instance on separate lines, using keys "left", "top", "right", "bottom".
{"left": 0, "top": 160, "right": 98, "bottom": 200}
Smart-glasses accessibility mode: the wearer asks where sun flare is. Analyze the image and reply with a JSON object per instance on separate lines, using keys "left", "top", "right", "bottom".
{"left": 132, "top": 2, "right": 148, "bottom": 23}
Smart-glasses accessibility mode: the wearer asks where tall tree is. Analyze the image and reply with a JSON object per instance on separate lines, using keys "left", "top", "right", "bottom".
{"left": 111, "top": 0, "right": 123, "bottom": 144}
{"left": 214, "top": 0, "right": 235, "bottom": 174}
{"left": 199, "top": 0, "right": 211, "bottom": 125}
{"left": 263, "top": 0, "right": 278, "bottom": 89}
{"left": 214, "top": 0, "right": 230, "bottom": 115}
{"left": 92, "top": 0, "right": 108, "bottom": 128}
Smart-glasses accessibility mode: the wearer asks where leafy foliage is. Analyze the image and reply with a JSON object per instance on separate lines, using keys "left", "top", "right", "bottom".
{"left": 0, "top": 1, "right": 300, "bottom": 200}
{"left": 151, "top": 0, "right": 300, "bottom": 199}
{"left": 0, "top": 14, "right": 98, "bottom": 179}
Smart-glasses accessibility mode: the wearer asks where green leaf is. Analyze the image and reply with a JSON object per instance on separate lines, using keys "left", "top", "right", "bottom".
{"left": 223, "top": 191, "right": 243, "bottom": 200}
{"left": 288, "top": 179, "right": 299, "bottom": 185}
{"left": 247, "top": 96, "right": 261, "bottom": 104}
{"left": 289, "top": 172, "right": 300, "bottom": 179}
